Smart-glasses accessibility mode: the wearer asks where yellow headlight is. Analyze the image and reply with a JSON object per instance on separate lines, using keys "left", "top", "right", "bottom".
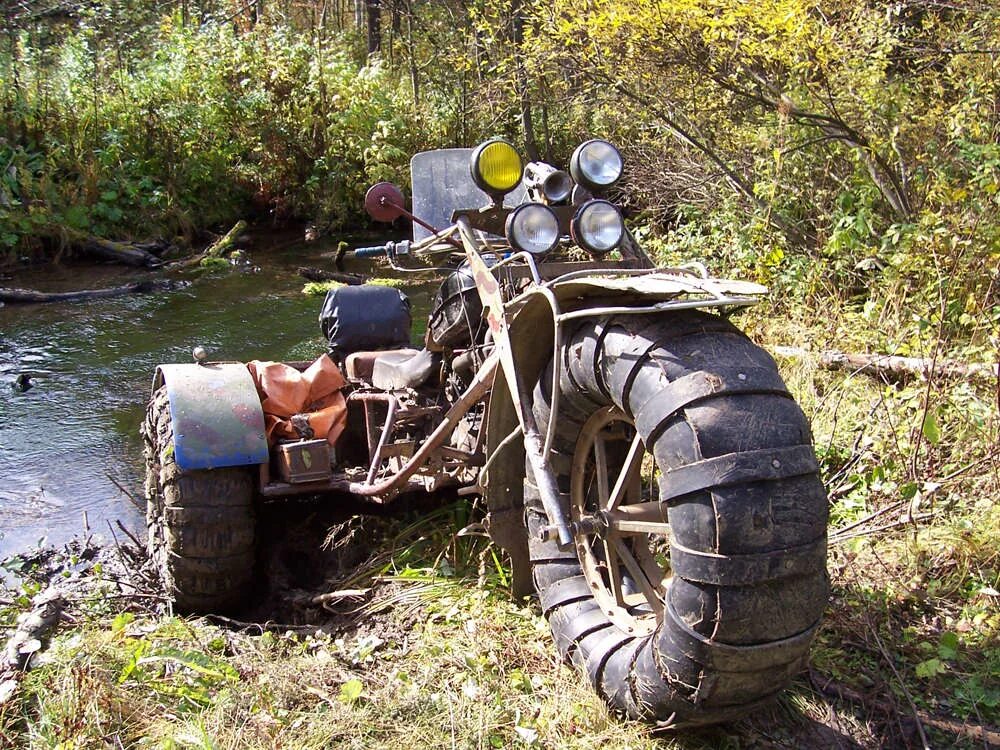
{"left": 471, "top": 139, "right": 523, "bottom": 197}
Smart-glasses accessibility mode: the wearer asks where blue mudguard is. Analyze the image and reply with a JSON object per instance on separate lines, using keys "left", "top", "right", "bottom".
{"left": 153, "top": 363, "right": 269, "bottom": 471}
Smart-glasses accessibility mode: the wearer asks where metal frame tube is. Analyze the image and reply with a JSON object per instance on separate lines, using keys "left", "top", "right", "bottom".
{"left": 348, "top": 353, "right": 498, "bottom": 496}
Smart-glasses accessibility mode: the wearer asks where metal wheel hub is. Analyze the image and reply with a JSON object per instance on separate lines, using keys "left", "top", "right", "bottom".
{"left": 570, "top": 406, "right": 670, "bottom": 636}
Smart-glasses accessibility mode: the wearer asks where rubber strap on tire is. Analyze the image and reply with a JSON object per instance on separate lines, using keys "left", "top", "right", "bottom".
{"left": 662, "top": 595, "right": 820, "bottom": 673}
{"left": 669, "top": 536, "right": 827, "bottom": 586}
{"left": 633, "top": 366, "right": 791, "bottom": 446}
{"left": 549, "top": 600, "right": 613, "bottom": 656}
{"left": 584, "top": 630, "right": 636, "bottom": 686}
{"left": 659, "top": 445, "right": 820, "bottom": 504}
{"left": 539, "top": 575, "right": 593, "bottom": 613}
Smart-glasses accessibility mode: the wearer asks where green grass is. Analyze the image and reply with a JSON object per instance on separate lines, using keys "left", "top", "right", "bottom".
{"left": 2, "top": 291, "right": 997, "bottom": 748}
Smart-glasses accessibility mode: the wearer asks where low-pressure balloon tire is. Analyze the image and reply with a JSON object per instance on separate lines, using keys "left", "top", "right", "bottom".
{"left": 142, "top": 386, "right": 256, "bottom": 613}
{"left": 525, "top": 310, "right": 829, "bottom": 728}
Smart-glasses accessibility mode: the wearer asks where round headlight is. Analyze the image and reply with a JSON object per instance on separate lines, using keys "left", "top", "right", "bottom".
{"left": 505, "top": 203, "right": 560, "bottom": 257}
{"left": 569, "top": 139, "right": 623, "bottom": 192}
{"left": 470, "top": 139, "right": 523, "bottom": 198}
{"left": 571, "top": 200, "right": 624, "bottom": 255}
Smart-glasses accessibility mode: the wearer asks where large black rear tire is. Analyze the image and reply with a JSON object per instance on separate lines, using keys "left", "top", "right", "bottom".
{"left": 525, "top": 311, "right": 828, "bottom": 727}
{"left": 142, "top": 386, "right": 256, "bottom": 613}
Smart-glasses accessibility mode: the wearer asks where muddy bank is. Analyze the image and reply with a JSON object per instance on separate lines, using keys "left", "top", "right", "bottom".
{"left": 2, "top": 490, "right": 472, "bottom": 633}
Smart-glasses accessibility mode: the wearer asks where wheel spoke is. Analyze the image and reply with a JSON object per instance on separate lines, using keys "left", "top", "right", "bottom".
{"left": 606, "top": 432, "right": 644, "bottom": 511}
{"left": 571, "top": 406, "right": 667, "bottom": 635}
{"left": 605, "top": 502, "right": 670, "bottom": 536}
{"left": 593, "top": 434, "right": 610, "bottom": 507}
{"left": 611, "top": 534, "right": 663, "bottom": 609}
{"left": 602, "top": 539, "right": 626, "bottom": 608}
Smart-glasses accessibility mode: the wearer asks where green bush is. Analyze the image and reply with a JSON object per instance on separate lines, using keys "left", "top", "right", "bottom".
{"left": 0, "top": 16, "right": 439, "bottom": 262}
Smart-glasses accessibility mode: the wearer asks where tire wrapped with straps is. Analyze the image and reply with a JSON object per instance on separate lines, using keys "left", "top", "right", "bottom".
{"left": 142, "top": 386, "right": 256, "bottom": 613}
{"left": 524, "top": 310, "right": 828, "bottom": 727}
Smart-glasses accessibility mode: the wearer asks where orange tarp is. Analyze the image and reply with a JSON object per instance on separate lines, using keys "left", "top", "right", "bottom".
{"left": 247, "top": 355, "right": 347, "bottom": 446}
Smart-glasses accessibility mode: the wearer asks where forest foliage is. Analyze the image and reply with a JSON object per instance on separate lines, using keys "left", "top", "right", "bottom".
{"left": 0, "top": 0, "right": 996, "bottom": 378}
{"left": 0, "top": 1, "right": 995, "bottom": 472}
{"left": 1, "top": 1, "right": 997, "bottom": 341}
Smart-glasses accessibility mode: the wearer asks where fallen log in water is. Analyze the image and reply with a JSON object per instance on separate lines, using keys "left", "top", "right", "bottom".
{"left": 774, "top": 346, "right": 999, "bottom": 383}
{"left": 0, "top": 279, "right": 185, "bottom": 305}
{"left": 204, "top": 220, "right": 247, "bottom": 258}
{"left": 66, "top": 231, "right": 170, "bottom": 268}
{"left": 167, "top": 220, "right": 247, "bottom": 269}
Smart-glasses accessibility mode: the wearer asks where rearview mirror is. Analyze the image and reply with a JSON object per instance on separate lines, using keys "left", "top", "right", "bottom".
{"left": 364, "top": 182, "right": 406, "bottom": 223}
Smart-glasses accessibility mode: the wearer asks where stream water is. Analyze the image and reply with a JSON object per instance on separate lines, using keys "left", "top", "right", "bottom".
{"left": 0, "top": 234, "right": 430, "bottom": 561}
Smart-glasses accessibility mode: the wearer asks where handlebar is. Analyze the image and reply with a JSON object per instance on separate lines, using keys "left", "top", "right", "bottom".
{"left": 354, "top": 244, "right": 389, "bottom": 258}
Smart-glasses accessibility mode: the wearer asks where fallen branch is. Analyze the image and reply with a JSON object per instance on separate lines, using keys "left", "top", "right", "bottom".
{"left": 774, "top": 346, "right": 999, "bottom": 383}
{"left": 829, "top": 500, "right": 908, "bottom": 539}
{"left": 311, "top": 588, "right": 371, "bottom": 605}
{"left": 297, "top": 267, "right": 367, "bottom": 285}
{"left": 205, "top": 613, "right": 337, "bottom": 634}
{"left": 811, "top": 670, "right": 1000, "bottom": 747}
{"left": 3, "top": 588, "right": 65, "bottom": 671}
{"left": 204, "top": 220, "right": 247, "bottom": 258}
{"left": 829, "top": 512, "right": 936, "bottom": 544}
{"left": 106, "top": 472, "right": 144, "bottom": 510}
{"left": 167, "top": 221, "right": 247, "bottom": 269}
{"left": 0, "top": 279, "right": 184, "bottom": 305}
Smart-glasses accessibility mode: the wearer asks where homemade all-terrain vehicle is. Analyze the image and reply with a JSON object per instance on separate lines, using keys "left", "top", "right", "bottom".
{"left": 141, "top": 139, "right": 828, "bottom": 728}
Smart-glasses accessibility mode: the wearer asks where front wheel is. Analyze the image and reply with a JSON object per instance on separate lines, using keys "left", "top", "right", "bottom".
{"left": 525, "top": 311, "right": 828, "bottom": 727}
{"left": 142, "top": 386, "right": 256, "bottom": 613}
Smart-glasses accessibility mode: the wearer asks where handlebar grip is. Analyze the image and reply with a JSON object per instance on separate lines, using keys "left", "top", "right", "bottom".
{"left": 354, "top": 244, "right": 388, "bottom": 258}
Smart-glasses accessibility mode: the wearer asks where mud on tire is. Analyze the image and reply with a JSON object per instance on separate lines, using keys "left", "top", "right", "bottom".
{"left": 142, "top": 386, "right": 256, "bottom": 613}
{"left": 525, "top": 311, "right": 828, "bottom": 727}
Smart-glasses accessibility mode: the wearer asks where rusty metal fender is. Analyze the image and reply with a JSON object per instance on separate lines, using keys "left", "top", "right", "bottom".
{"left": 480, "top": 272, "right": 767, "bottom": 596}
{"left": 480, "top": 288, "right": 562, "bottom": 597}
{"left": 153, "top": 363, "right": 269, "bottom": 471}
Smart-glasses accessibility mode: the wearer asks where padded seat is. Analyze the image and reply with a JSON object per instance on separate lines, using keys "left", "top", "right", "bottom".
{"left": 345, "top": 349, "right": 418, "bottom": 382}
{"left": 372, "top": 348, "right": 440, "bottom": 390}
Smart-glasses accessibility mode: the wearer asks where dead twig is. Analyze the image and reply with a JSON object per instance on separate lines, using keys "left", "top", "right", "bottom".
{"left": 830, "top": 512, "right": 936, "bottom": 545}
{"left": 311, "top": 589, "right": 371, "bottom": 605}
{"left": 114, "top": 519, "right": 144, "bottom": 551}
{"left": 811, "top": 670, "right": 1000, "bottom": 748}
{"left": 205, "top": 613, "right": 340, "bottom": 635}
{"left": 867, "top": 620, "right": 931, "bottom": 749}
{"left": 830, "top": 500, "right": 907, "bottom": 538}
{"left": 106, "top": 473, "right": 144, "bottom": 510}
{"left": 106, "top": 522, "right": 140, "bottom": 593}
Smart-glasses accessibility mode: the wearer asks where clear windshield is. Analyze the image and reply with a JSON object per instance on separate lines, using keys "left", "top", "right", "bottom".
{"left": 410, "top": 149, "right": 526, "bottom": 242}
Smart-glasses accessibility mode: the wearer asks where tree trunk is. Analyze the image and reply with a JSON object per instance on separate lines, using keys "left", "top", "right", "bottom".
{"left": 405, "top": 0, "right": 420, "bottom": 107}
{"left": 366, "top": 0, "right": 381, "bottom": 54}
{"left": 511, "top": 0, "right": 539, "bottom": 161}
